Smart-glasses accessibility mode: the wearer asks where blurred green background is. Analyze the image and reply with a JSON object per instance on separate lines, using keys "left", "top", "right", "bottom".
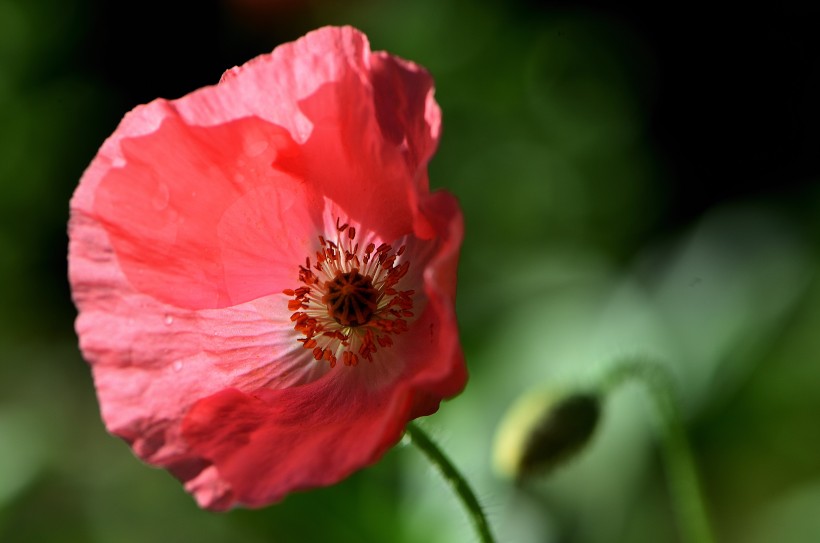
{"left": 1, "top": 1, "right": 818, "bottom": 541}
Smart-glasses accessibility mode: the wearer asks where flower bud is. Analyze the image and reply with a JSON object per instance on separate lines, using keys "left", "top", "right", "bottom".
{"left": 493, "top": 389, "right": 600, "bottom": 480}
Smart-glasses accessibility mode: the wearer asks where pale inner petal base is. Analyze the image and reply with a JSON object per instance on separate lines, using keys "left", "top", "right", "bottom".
{"left": 285, "top": 217, "right": 417, "bottom": 368}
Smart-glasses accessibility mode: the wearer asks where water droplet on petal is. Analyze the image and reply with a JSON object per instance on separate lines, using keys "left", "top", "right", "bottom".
{"left": 245, "top": 139, "right": 269, "bottom": 157}
{"left": 164, "top": 315, "right": 174, "bottom": 325}
{"left": 172, "top": 361, "right": 183, "bottom": 372}
{"left": 151, "top": 183, "right": 170, "bottom": 210}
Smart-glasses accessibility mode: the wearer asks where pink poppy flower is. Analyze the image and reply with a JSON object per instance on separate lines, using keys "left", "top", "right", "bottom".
{"left": 68, "top": 26, "right": 466, "bottom": 510}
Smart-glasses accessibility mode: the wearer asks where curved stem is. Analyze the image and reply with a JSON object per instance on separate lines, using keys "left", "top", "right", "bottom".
{"left": 405, "top": 422, "right": 496, "bottom": 543}
{"left": 604, "top": 358, "right": 716, "bottom": 543}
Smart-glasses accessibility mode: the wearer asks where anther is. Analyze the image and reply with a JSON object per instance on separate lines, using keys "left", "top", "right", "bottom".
{"left": 284, "top": 218, "right": 417, "bottom": 368}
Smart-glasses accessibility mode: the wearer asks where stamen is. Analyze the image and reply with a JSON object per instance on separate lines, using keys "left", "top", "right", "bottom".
{"left": 284, "top": 218, "right": 415, "bottom": 368}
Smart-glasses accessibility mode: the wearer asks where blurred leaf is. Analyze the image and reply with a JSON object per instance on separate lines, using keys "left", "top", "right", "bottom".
{"left": 640, "top": 205, "right": 814, "bottom": 407}
{"left": 743, "top": 482, "right": 820, "bottom": 543}
{"left": 0, "top": 409, "right": 50, "bottom": 508}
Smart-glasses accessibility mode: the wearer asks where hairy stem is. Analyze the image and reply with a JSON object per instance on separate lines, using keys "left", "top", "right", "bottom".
{"left": 604, "top": 358, "right": 716, "bottom": 543}
{"left": 405, "top": 422, "right": 496, "bottom": 543}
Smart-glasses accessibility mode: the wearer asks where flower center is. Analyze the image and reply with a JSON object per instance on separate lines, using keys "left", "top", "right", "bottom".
{"left": 323, "top": 270, "right": 379, "bottom": 327}
{"left": 284, "top": 218, "right": 415, "bottom": 368}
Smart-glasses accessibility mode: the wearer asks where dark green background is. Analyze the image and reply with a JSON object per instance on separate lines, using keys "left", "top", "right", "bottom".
{"left": 1, "top": 1, "right": 818, "bottom": 541}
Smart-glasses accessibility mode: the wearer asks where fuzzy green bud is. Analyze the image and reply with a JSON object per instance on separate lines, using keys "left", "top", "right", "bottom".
{"left": 493, "top": 389, "right": 600, "bottom": 480}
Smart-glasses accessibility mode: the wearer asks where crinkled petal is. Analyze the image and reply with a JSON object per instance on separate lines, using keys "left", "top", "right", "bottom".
{"left": 69, "top": 211, "right": 327, "bottom": 468}
{"left": 173, "top": 189, "right": 465, "bottom": 509}
{"left": 216, "top": 26, "right": 441, "bottom": 173}
{"left": 181, "top": 380, "right": 410, "bottom": 509}
{"left": 73, "top": 26, "right": 441, "bottom": 308}
{"left": 214, "top": 26, "right": 441, "bottom": 241}
{"left": 90, "top": 114, "right": 320, "bottom": 309}
{"left": 68, "top": 25, "right": 465, "bottom": 511}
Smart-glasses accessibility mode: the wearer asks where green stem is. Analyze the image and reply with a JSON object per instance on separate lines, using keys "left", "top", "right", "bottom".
{"left": 405, "top": 422, "right": 496, "bottom": 543}
{"left": 604, "top": 358, "right": 716, "bottom": 543}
